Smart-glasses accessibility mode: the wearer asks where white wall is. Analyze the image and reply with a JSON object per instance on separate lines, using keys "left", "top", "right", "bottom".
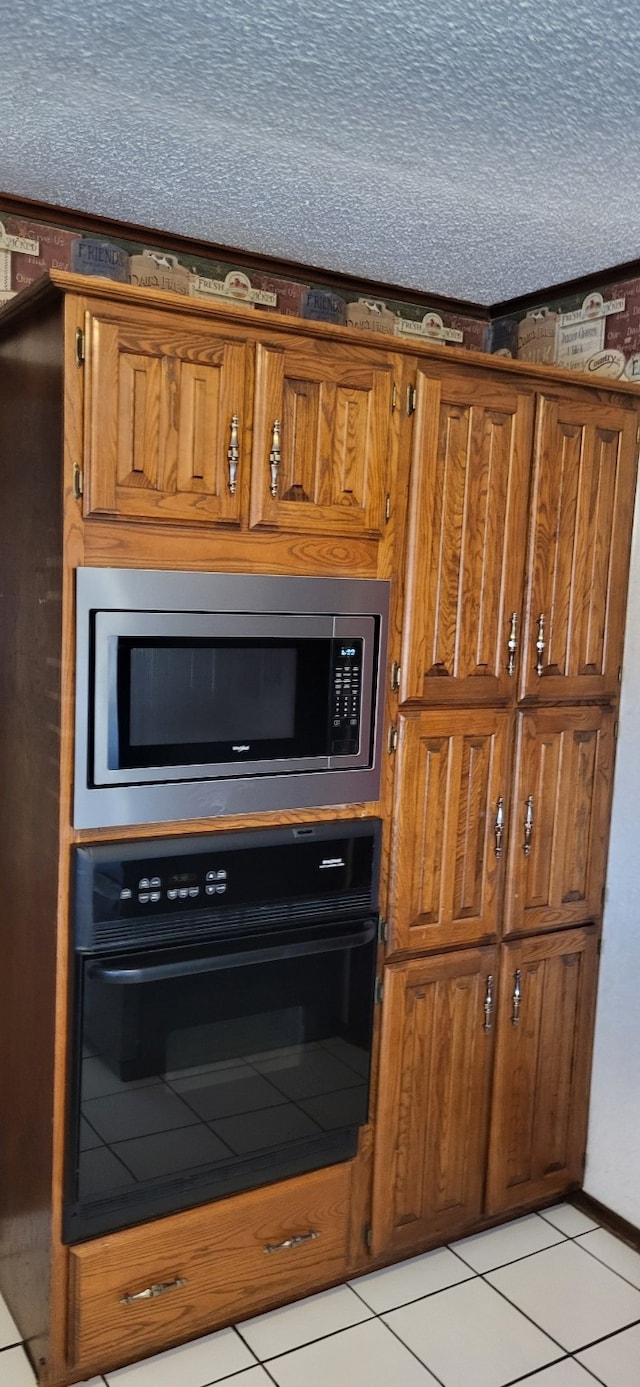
{"left": 584, "top": 484, "right": 640, "bottom": 1227}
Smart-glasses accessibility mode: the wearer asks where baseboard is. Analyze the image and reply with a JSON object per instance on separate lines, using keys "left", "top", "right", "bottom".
{"left": 573, "top": 1191, "right": 640, "bottom": 1253}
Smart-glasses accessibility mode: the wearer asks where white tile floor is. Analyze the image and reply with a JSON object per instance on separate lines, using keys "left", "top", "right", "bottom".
{"left": 2, "top": 1203, "right": 640, "bottom": 1386}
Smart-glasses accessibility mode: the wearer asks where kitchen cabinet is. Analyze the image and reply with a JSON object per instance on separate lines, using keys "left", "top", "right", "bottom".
{"left": 249, "top": 335, "right": 395, "bottom": 536}
{"left": 370, "top": 947, "right": 496, "bottom": 1256}
{"left": 503, "top": 706, "right": 615, "bottom": 936}
{"left": 519, "top": 391, "right": 638, "bottom": 703}
{"left": 388, "top": 709, "right": 512, "bottom": 953}
{"left": 486, "top": 925, "right": 599, "bottom": 1216}
{"left": 80, "top": 301, "right": 397, "bottom": 543}
{"left": 399, "top": 364, "right": 534, "bottom": 705}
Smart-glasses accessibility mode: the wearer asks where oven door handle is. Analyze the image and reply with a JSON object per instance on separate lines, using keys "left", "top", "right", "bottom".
{"left": 87, "top": 920, "right": 377, "bottom": 985}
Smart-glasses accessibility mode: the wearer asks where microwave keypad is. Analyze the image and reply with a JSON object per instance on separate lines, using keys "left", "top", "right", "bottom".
{"left": 331, "top": 643, "right": 362, "bottom": 753}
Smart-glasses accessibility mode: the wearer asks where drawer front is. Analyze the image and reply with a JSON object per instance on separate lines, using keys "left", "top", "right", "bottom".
{"left": 69, "top": 1161, "right": 352, "bottom": 1373}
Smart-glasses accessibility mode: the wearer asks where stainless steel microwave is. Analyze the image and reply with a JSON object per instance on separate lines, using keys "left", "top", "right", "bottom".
{"left": 74, "top": 569, "right": 390, "bottom": 829}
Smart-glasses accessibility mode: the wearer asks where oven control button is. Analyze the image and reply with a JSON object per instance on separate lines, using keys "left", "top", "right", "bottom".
{"left": 167, "top": 889, "right": 178, "bottom": 900}
{"left": 188, "top": 886, "right": 199, "bottom": 897}
{"left": 149, "top": 876, "right": 161, "bottom": 889}
{"left": 138, "top": 877, "right": 150, "bottom": 889}
{"left": 206, "top": 884, "right": 216, "bottom": 895}
{"left": 206, "top": 870, "right": 217, "bottom": 881}
{"left": 150, "top": 891, "right": 161, "bottom": 902}
{"left": 119, "top": 888, "right": 132, "bottom": 901}
{"left": 217, "top": 870, "right": 227, "bottom": 880}
{"left": 178, "top": 888, "right": 189, "bottom": 899}
{"left": 138, "top": 893, "right": 150, "bottom": 904}
{"left": 215, "top": 883, "right": 227, "bottom": 894}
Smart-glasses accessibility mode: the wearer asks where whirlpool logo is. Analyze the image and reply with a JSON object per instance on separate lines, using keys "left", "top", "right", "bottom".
{"left": 232, "top": 744, "right": 251, "bottom": 753}
{"left": 319, "top": 858, "right": 345, "bottom": 869}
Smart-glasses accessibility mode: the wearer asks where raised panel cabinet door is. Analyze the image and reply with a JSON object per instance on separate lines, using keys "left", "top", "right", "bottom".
{"left": 400, "top": 365, "right": 534, "bottom": 705}
{"left": 82, "top": 306, "right": 250, "bottom": 524}
{"left": 520, "top": 391, "right": 639, "bottom": 701}
{"left": 504, "top": 706, "right": 615, "bottom": 936}
{"left": 388, "top": 710, "right": 512, "bottom": 953}
{"left": 370, "top": 948, "right": 497, "bottom": 1256}
{"left": 486, "top": 925, "right": 599, "bottom": 1216}
{"left": 249, "top": 336, "right": 394, "bottom": 536}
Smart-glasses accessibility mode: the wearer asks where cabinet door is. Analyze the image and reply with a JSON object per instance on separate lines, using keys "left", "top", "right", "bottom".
{"left": 486, "top": 926, "right": 599, "bottom": 1216}
{"left": 249, "top": 336, "right": 394, "bottom": 536}
{"left": 82, "top": 306, "right": 249, "bottom": 524}
{"left": 389, "top": 710, "right": 511, "bottom": 953}
{"left": 504, "top": 706, "right": 615, "bottom": 936}
{"left": 400, "top": 365, "right": 534, "bottom": 704}
{"left": 371, "top": 948, "right": 497, "bottom": 1256}
{"left": 520, "top": 392, "right": 639, "bottom": 701}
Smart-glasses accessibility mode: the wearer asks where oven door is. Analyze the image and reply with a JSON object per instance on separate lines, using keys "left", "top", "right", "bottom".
{"left": 64, "top": 916, "right": 378, "bottom": 1242}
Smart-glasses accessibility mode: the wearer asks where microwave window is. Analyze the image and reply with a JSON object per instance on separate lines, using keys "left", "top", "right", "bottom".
{"left": 114, "top": 638, "right": 332, "bottom": 770}
{"left": 129, "top": 646, "right": 297, "bottom": 746}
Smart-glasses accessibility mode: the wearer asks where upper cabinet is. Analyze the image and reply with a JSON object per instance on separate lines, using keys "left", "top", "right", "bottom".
{"left": 80, "top": 302, "right": 397, "bottom": 545}
{"left": 519, "top": 391, "right": 639, "bottom": 702}
{"left": 82, "top": 304, "right": 250, "bottom": 526}
{"left": 400, "top": 364, "right": 534, "bottom": 705}
{"left": 249, "top": 337, "right": 395, "bottom": 537}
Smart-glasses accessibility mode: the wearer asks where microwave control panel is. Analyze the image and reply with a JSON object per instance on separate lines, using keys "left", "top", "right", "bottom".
{"left": 330, "top": 641, "right": 362, "bottom": 754}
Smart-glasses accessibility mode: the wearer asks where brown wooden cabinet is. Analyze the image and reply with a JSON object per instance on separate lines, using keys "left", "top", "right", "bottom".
{"left": 503, "top": 706, "right": 615, "bottom": 936}
{"left": 249, "top": 335, "right": 395, "bottom": 536}
{"left": 399, "top": 364, "right": 534, "bottom": 705}
{"left": 519, "top": 391, "right": 638, "bottom": 703}
{"left": 371, "top": 947, "right": 497, "bottom": 1256}
{"left": 82, "top": 302, "right": 251, "bottom": 525}
{"left": 486, "top": 925, "right": 599, "bottom": 1216}
{"left": 388, "top": 709, "right": 512, "bottom": 953}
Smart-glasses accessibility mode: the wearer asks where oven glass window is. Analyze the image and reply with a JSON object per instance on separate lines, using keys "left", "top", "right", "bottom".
{"left": 65, "top": 923, "right": 376, "bottom": 1241}
{"left": 114, "top": 637, "right": 334, "bottom": 769}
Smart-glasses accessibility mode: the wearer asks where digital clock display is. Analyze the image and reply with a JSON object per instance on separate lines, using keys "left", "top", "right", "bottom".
{"left": 340, "top": 646, "right": 357, "bottom": 657}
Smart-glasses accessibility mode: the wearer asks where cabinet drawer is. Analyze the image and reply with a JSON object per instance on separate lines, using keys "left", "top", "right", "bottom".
{"left": 69, "top": 1161, "right": 352, "bottom": 1373}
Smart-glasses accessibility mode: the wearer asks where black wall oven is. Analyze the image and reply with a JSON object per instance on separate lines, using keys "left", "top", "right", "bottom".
{"left": 64, "top": 820, "right": 381, "bottom": 1242}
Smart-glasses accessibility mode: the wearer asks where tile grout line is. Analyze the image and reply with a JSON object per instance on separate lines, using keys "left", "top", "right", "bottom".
{"left": 571, "top": 1233, "right": 640, "bottom": 1294}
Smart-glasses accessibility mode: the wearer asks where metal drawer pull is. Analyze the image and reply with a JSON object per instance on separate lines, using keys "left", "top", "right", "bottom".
{"left": 535, "top": 612, "right": 546, "bottom": 676}
{"left": 507, "top": 612, "right": 518, "bottom": 676}
{"left": 523, "top": 795, "right": 534, "bottom": 855}
{"left": 483, "top": 974, "right": 494, "bottom": 1032}
{"left": 269, "top": 418, "right": 281, "bottom": 497}
{"left": 227, "top": 414, "right": 240, "bottom": 494}
{"left": 494, "top": 797, "right": 504, "bottom": 858}
{"left": 120, "top": 1276, "right": 186, "bottom": 1305}
{"left": 511, "top": 969, "right": 522, "bottom": 1026}
{"left": 264, "top": 1230, "right": 321, "bottom": 1254}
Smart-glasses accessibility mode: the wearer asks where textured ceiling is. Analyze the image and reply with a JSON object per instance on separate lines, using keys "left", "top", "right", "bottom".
{"left": 1, "top": 0, "right": 640, "bottom": 304}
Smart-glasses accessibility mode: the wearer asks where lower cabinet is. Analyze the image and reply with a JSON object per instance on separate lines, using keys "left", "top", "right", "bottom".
{"left": 371, "top": 924, "right": 600, "bottom": 1260}
{"left": 370, "top": 947, "right": 497, "bottom": 1255}
{"left": 68, "top": 1159, "right": 353, "bottom": 1376}
{"left": 486, "top": 924, "right": 600, "bottom": 1215}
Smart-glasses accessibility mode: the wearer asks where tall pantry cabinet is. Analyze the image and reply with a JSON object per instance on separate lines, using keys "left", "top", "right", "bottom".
{"left": 0, "top": 270, "right": 639, "bottom": 1386}
{"left": 372, "top": 360, "right": 639, "bottom": 1256}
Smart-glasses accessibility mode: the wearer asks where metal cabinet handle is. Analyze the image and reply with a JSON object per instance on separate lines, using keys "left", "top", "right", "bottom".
{"left": 535, "top": 612, "right": 546, "bottom": 676}
{"left": 264, "top": 1230, "right": 320, "bottom": 1254}
{"left": 483, "top": 974, "right": 495, "bottom": 1032}
{"left": 523, "top": 795, "right": 534, "bottom": 856}
{"left": 227, "top": 414, "right": 240, "bottom": 494}
{"left": 507, "top": 612, "right": 518, "bottom": 676}
{"left": 269, "top": 418, "right": 281, "bottom": 497}
{"left": 121, "top": 1276, "right": 186, "bottom": 1305}
{"left": 494, "top": 797, "right": 504, "bottom": 858}
{"left": 511, "top": 969, "right": 522, "bottom": 1025}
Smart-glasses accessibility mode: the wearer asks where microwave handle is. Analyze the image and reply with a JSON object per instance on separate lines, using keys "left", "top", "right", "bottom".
{"left": 87, "top": 919, "right": 377, "bottom": 986}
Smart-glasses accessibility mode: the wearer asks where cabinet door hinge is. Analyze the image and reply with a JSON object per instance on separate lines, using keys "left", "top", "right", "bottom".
{"left": 364, "top": 1222, "right": 372, "bottom": 1251}
{"left": 384, "top": 494, "right": 391, "bottom": 523}
{"left": 406, "top": 383, "right": 417, "bottom": 415}
{"left": 374, "top": 976, "right": 384, "bottom": 1005}
{"left": 636, "top": 424, "right": 640, "bottom": 445}
{"left": 73, "top": 464, "right": 84, "bottom": 500}
{"left": 614, "top": 720, "right": 619, "bottom": 740}
{"left": 378, "top": 917, "right": 388, "bottom": 944}
{"left": 387, "top": 724, "right": 398, "bottom": 753}
{"left": 75, "top": 327, "right": 85, "bottom": 366}
{"left": 390, "top": 660, "right": 401, "bottom": 692}
{"left": 391, "top": 382, "right": 398, "bottom": 412}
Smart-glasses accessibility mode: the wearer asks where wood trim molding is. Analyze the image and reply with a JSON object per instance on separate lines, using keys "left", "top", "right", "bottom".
{"left": 573, "top": 1191, "right": 640, "bottom": 1253}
